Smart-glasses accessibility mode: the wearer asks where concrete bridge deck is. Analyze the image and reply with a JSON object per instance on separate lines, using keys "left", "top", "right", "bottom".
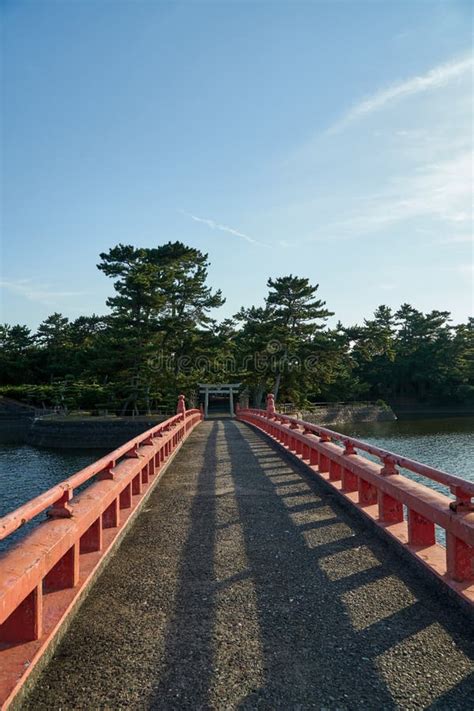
{"left": 24, "top": 419, "right": 474, "bottom": 710}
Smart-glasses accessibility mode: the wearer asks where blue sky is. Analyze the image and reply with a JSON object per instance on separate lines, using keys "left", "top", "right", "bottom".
{"left": 1, "top": 0, "right": 472, "bottom": 330}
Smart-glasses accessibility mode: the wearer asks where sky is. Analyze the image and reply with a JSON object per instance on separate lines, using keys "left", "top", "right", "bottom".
{"left": 1, "top": 0, "right": 473, "bottom": 331}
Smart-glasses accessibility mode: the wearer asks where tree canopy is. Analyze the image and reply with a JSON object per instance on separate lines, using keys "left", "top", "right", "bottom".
{"left": 1, "top": 242, "right": 472, "bottom": 413}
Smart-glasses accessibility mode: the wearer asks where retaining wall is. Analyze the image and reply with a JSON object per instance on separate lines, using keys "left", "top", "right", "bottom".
{"left": 26, "top": 416, "right": 168, "bottom": 449}
{"left": 299, "top": 404, "right": 396, "bottom": 425}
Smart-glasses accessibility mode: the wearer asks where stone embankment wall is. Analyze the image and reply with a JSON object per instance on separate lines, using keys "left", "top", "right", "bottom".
{"left": 0, "top": 416, "right": 33, "bottom": 443}
{"left": 0, "top": 397, "right": 171, "bottom": 448}
{"left": 26, "top": 416, "right": 168, "bottom": 449}
{"left": 390, "top": 403, "right": 474, "bottom": 419}
{"left": 0, "top": 396, "right": 36, "bottom": 443}
{"left": 294, "top": 403, "right": 396, "bottom": 426}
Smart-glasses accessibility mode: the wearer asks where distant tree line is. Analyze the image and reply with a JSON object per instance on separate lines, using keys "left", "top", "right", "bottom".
{"left": 1, "top": 242, "right": 473, "bottom": 413}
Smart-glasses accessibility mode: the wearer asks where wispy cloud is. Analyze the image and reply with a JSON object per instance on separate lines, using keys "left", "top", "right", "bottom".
{"left": 181, "top": 211, "right": 267, "bottom": 246}
{"left": 0, "top": 279, "right": 85, "bottom": 305}
{"left": 437, "top": 233, "right": 473, "bottom": 245}
{"left": 456, "top": 263, "right": 474, "bottom": 277}
{"left": 327, "top": 53, "right": 473, "bottom": 134}
{"left": 305, "top": 150, "right": 473, "bottom": 242}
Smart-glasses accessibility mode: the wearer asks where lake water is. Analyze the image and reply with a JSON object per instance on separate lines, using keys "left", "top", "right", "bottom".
{"left": 336, "top": 417, "right": 474, "bottom": 546}
{"left": 0, "top": 445, "right": 105, "bottom": 552}
{"left": 0, "top": 418, "right": 472, "bottom": 551}
{"left": 336, "top": 417, "right": 474, "bottom": 493}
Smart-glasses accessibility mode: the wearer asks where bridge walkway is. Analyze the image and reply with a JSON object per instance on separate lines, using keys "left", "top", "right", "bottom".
{"left": 24, "top": 419, "right": 474, "bottom": 709}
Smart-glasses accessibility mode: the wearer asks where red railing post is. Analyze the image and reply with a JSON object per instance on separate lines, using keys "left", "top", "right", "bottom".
{"left": 378, "top": 457, "right": 403, "bottom": 523}
{"left": 407, "top": 509, "right": 435, "bottom": 546}
{"left": 266, "top": 393, "right": 276, "bottom": 415}
{"left": 378, "top": 492, "right": 404, "bottom": 523}
{"left": 119, "top": 483, "right": 133, "bottom": 509}
{"left": 302, "top": 428, "right": 312, "bottom": 460}
{"left": 132, "top": 473, "right": 142, "bottom": 495}
{"left": 103, "top": 499, "right": 120, "bottom": 528}
{"left": 358, "top": 477, "right": 378, "bottom": 506}
{"left": 44, "top": 544, "right": 80, "bottom": 592}
{"left": 317, "top": 432, "right": 331, "bottom": 474}
{"left": 446, "top": 534, "right": 474, "bottom": 582}
{"left": 0, "top": 585, "right": 43, "bottom": 643}
{"left": 234, "top": 407, "right": 474, "bottom": 609}
{"left": 288, "top": 420, "right": 298, "bottom": 452}
{"left": 80, "top": 517, "right": 103, "bottom": 552}
{"left": 341, "top": 441, "right": 358, "bottom": 492}
{"left": 176, "top": 394, "right": 186, "bottom": 419}
{"left": 329, "top": 460, "right": 342, "bottom": 481}
{"left": 0, "top": 404, "right": 203, "bottom": 706}
{"left": 318, "top": 454, "right": 329, "bottom": 473}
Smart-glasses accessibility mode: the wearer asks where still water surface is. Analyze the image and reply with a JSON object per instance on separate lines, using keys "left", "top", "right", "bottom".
{"left": 0, "top": 418, "right": 472, "bottom": 550}
{"left": 0, "top": 445, "right": 105, "bottom": 551}
{"left": 337, "top": 417, "right": 474, "bottom": 493}
{"left": 338, "top": 418, "right": 474, "bottom": 546}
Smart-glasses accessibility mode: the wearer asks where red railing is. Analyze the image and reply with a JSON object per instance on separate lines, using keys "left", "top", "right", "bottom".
{"left": 238, "top": 397, "right": 473, "bottom": 607}
{"left": 0, "top": 396, "right": 202, "bottom": 709}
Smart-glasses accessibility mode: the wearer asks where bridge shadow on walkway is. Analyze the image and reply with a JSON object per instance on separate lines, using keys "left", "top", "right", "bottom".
{"left": 25, "top": 419, "right": 474, "bottom": 710}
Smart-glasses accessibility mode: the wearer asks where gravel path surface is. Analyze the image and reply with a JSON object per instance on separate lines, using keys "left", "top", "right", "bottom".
{"left": 24, "top": 419, "right": 474, "bottom": 710}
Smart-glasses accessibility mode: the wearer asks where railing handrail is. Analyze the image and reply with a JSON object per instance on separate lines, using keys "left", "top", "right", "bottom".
{"left": 241, "top": 408, "right": 474, "bottom": 496}
{"left": 0, "top": 408, "right": 201, "bottom": 542}
{"left": 279, "top": 400, "right": 383, "bottom": 408}
{"left": 237, "top": 405, "right": 474, "bottom": 601}
{"left": 0, "top": 396, "right": 203, "bottom": 705}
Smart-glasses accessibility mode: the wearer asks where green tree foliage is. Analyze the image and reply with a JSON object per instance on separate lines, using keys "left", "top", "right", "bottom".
{"left": 264, "top": 275, "right": 334, "bottom": 401}
{"left": 233, "top": 276, "right": 336, "bottom": 405}
{"left": 0, "top": 324, "right": 35, "bottom": 383}
{"left": 96, "top": 242, "right": 225, "bottom": 412}
{"left": 1, "top": 242, "right": 472, "bottom": 412}
{"left": 346, "top": 307, "right": 474, "bottom": 405}
{"left": 234, "top": 305, "right": 274, "bottom": 407}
